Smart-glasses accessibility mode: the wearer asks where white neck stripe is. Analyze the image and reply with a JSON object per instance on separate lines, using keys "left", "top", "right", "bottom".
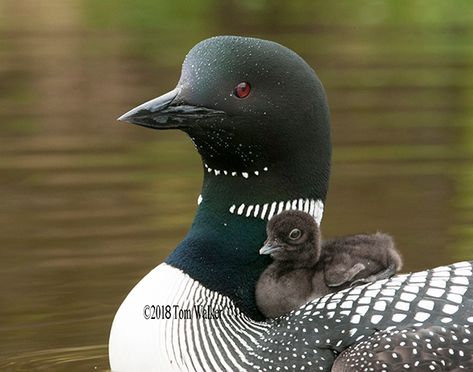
{"left": 229, "top": 198, "right": 324, "bottom": 225}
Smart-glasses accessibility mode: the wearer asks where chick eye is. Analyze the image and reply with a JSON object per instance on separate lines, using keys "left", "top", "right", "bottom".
{"left": 234, "top": 82, "right": 251, "bottom": 99}
{"left": 289, "top": 228, "right": 302, "bottom": 240}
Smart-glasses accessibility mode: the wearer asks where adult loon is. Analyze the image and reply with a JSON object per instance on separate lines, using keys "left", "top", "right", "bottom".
{"left": 255, "top": 210, "right": 402, "bottom": 318}
{"left": 109, "top": 36, "right": 473, "bottom": 371}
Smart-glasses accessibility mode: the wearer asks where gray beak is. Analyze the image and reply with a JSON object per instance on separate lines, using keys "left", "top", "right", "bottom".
{"left": 117, "top": 87, "right": 224, "bottom": 130}
{"left": 259, "top": 242, "right": 282, "bottom": 255}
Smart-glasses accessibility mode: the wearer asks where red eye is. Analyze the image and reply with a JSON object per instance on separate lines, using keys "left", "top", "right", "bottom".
{"left": 234, "top": 82, "right": 251, "bottom": 99}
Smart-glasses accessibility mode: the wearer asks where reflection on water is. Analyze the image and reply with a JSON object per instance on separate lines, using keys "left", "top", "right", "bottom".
{"left": 1, "top": 0, "right": 473, "bottom": 370}
{"left": 2, "top": 345, "right": 107, "bottom": 371}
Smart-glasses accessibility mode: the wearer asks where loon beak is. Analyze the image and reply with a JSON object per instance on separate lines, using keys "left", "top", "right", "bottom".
{"left": 259, "top": 242, "right": 282, "bottom": 255}
{"left": 117, "top": 87, "right": 224, "bottom": 130}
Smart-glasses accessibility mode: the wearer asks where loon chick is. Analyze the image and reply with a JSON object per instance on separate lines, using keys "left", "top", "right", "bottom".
{"left": 256, "top": 211, "right": 402, "bottom": 318}
{"left": 256, "top": 211, "right": 322, "bottom": 318}
{"left": 111, "top": 36, "right": 473, "bottom": 371}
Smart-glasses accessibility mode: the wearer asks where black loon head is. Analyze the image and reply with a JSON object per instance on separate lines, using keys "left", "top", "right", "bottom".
{"left": 260, "top": 210, "right": 321, "bottom": 265}
{"left": 119, "top": 36, "right": 330, "bottom": 201}
{"left": 118, "top": 36, "right": 331, "bottom": 319}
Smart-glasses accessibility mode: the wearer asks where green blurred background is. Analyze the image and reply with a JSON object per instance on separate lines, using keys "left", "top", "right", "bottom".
{"left": 2, "top": 0, "right": 473, "bottom": 369}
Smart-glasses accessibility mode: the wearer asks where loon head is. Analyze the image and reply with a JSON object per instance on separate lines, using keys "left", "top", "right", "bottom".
{"left": 118, "top": 36, "right": 331, "bottom": 319}
{"left": 119, "top": 36, "right": 330, "bottom": 196}
{"left": 260, "top": 210, "right": 321, "bottom": 265}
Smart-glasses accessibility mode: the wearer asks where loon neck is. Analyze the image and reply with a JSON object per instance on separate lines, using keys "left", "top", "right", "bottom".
{"left": 166, "top": 157, "right": 328, "bottom": 319}
{"left": 201, "top": 147, "right": 329, "bottom": 206}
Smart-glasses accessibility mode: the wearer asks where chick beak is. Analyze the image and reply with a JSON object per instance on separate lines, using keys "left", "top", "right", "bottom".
{"left": 259, "top": 241, "right": 282, "bottom": 255}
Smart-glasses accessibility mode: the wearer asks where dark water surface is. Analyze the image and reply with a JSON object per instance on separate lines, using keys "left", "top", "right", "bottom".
{"left": 2, "top": 1, "right": 473, "bottom": 370}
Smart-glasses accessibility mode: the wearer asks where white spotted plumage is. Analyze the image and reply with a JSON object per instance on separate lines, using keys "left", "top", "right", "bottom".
{"left": 110, "top": 261, "right": 473, "bottom": 371}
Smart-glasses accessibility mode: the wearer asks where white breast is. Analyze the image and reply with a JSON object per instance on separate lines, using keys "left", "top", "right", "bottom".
{"left": 109, "top": 264, "right": 187, "bottom": 371}
{"left": 109, "top": 263, "right": 268, "bottom": 371}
